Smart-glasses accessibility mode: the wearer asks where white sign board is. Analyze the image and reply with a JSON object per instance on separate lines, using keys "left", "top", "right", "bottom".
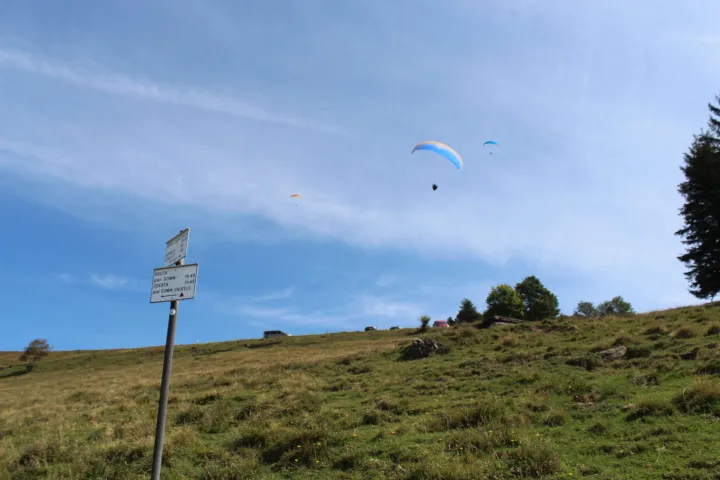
{"left": 150, "top": 263, "right": 199, "bottom": 303}
{"left": 164, "top": 229, "right": 189, "bottom": 267}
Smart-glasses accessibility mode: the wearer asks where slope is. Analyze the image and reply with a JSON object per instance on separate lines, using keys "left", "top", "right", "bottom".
{"left": 2, "top": 305, "right": 720, "bottom": 479}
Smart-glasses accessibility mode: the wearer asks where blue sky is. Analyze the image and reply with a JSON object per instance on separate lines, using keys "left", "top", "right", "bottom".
{"left": 1, "top": 1, "right": 718, "bottom": 351}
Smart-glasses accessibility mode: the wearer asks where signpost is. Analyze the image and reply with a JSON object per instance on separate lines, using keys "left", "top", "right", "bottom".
{"left": 164, "top": 228, "right": 189, "bottom": 267}
{"left": 151, "top": 228, "right": 197, "bottom": 480}
{"left": 150, "top": 264, "right": 198, "bottom": 303}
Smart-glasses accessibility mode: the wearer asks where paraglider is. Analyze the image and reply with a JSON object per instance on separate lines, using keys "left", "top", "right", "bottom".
{"left": 289, "top": 193, "right": 301, "bottom": 206}
{"left": 483, "top": 140, "right": 498, "bottom": 154}
{"left": 411, "top": 141, "right": 463, "bottom": 170}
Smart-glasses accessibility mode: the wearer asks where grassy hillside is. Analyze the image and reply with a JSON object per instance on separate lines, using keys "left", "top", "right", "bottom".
{"left": 2, "top": 305, "right": 720, "bottom": 479}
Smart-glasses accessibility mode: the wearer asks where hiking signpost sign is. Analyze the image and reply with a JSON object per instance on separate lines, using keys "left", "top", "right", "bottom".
{"left": 150, "top": 228, "right": 199, "bottom": 480}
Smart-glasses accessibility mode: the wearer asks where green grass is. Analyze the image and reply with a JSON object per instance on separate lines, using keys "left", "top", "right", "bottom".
{"left": 3, "top": 304, "right": 720, "bottom": 479}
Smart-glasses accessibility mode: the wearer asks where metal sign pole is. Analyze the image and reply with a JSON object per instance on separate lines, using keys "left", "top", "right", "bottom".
{"left": 151, "top": 257, "right": 183, "bottom": 480}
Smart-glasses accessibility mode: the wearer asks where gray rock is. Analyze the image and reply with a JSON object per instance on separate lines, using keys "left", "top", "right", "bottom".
{"left": 599, "top": 345, "right": 627, "bottom": 360}
{"left": 400, "top": 338, "right": 449, "bottom": 360}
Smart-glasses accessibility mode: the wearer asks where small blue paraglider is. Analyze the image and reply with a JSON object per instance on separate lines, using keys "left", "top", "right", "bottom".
{"left": 483, "top": 140, "right": 498, "bottom": 155}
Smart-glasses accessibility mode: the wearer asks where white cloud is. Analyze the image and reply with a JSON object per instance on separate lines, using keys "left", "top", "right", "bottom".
{"left": 360, "top": 295, "right": 423, "bottom": 319}
{"left": 226, "top": 304, "right": 358, "bottom": 328}
{"left": 0, "top": 45, "right": 689, "bottom": 282}
{"left": 89, "top": 274, "right": 144, "bottom": 291}
{"left": 208, "top": 290, "right": 427, "bottom": 329}
{"left": 0, "top": 47, "right": 346, "bottom": 135}
{"left": 246, "top": 287, "right": 296, "bottom": 302}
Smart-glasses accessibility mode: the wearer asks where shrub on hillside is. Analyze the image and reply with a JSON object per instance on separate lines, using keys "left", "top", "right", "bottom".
{"left": 574, "top": 301, "right": 599, "bottom": 318}
{"left": 484, "top": 284, "right": 524, "bottom": 320}
{"left": 501, "top": 439, "right": 562, "bottom": 478}
{"left": 706, "top": 324, "right": 720, "bottom": 336}
{"left": 456, "top": 298, "right": 482, "bottom": 324}
{"left": 597, "top": 296, "right": 635, "bottom": 317}
{"left": 418, "top": 315, "right": 431, "bottom": 333}
{"left": 625, "top": 397, "right": 674, "bottom": 421}
{"left": 672, "top": 327, "right": 696, "bottom": 339}
{"left": 19, "top": 339, "right": 51, "bottom": 362}
{"left": 515, "top": 276, "right": 560, "bottom": 321}
{"left": 673, "top": 378, "right": 720, "bottom": 415}
{"left": 19, "top": 339, "right": 51, "bottom": 372}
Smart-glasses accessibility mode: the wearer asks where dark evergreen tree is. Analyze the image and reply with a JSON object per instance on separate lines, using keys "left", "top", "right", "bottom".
{"left": 675, "top": 95, "right": 720, "bottom": 300}
{"left": 514, "top": 276, "right": 560, "bottom": 321}
{"left": 456, "top": 298, "right": 482, "bottom": 324}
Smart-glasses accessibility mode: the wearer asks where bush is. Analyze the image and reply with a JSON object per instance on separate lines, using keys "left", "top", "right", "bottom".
{"left": 673, "top": 379, "right": 720, "bottom": 415}
{"left": 625, "top": 398, "right": 674, "bottom": 421}
{"left": 375, "top": 397, "right": 409, "bottom": 415}
{"left": 502, "top": 439, "right": 561, "bottom": 478}
{"left": 515, "top": 276, "right": 560, "bottom": 321}
{"left": 456, "top": 298, "right": 482, "bottom": 324}
{"left": 484, "top": 284, "right": 524, "bottom": 320}
{"left": 644, "top": 325, "right": 668, "bottom": 336}
{"left": 574, "top": 301, "right": 599, "bottom": 318}
{"left": 19, "top": 339, "right": 51, "bottom": 363}
{"left": 706, "top": 325, "right": 720, "bottom": 336}
{"left": 597, "top": 296, "right": 635, "bottom": 317}
{"left": 19, "top": 339, "right": 52, "bottom": 372}
{"left": 672, "top": 327, "right": 696, "bottom": 339}
{"left": 625, "top": 346, "right": 652, "bottom": 359}
{"left": 696, "top": 359, "right": 720, "bottom": 375}
{"left": 543, "top": 409, "right": 566, "bottom": 426}
{"left": 418, "top": 315, "right": 431, "bottom": 333}
{"left": 446, "top": 428, "right": 509, "bottom": 455}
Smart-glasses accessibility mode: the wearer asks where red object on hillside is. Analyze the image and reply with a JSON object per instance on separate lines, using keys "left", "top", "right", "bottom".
{"left": 432, "top": 320, "right": 450, "bottom": 328}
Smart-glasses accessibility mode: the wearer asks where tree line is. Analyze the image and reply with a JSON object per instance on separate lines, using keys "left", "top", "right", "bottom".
{"left": 435, "top": 275, "right": 635, "bottom": 327}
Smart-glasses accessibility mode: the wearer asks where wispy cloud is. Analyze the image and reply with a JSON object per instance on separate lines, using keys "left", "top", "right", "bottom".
{"left": 0, "top": 0, "right": 714, "bottom": 315}
{"left": 210, "top": 290, "right": 425, "bottom": 329}
{"left": 246, "top": 287, "right": 296, "bottom": 302}
{"left": 0, "top": 47, "right": 347, "bottom": 135}
{"left": 57, "top": 272, "right": 73, "bottom": 284}
{"left": 359, "top": 295, "right": 423, "bottom": 319}
{"left": 89, "top": 274, "right": 144, "bottom": 292}
{"left": 228, "top": 304, "right": 358, "bottom": 328}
